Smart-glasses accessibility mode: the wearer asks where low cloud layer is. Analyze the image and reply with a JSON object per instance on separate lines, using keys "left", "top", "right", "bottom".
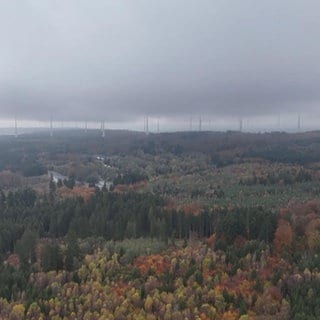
{"left": 0, "top": 0, "right": 319, "bottom": 122}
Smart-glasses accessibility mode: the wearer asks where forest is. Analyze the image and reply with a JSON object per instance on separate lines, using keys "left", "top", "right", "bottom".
{"left": 1, "top": 130, "right": 320, "bottom": 319}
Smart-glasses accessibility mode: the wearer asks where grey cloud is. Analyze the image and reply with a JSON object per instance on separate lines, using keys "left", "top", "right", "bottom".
{"left": 0, "top": 0, "right": 319, "bottom": 122}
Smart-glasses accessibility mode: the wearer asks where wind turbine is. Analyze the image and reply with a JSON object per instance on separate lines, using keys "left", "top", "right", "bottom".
{"left": 14, "top": 116, "right": 18, "bottom": 138}
{"left": 101, "top": 120, "right": 105, "bottom": 138}
{"left": 239, "top": 117, "right": 243, "bottom": 132}
{"left": 50, "top": 117, "right": 53, "bottom": 137}
{"left": 145, "top": 116, "right": 149, "bottom": 135}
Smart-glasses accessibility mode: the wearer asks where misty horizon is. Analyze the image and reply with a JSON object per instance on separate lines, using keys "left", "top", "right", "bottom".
{"left": 1, "top": 113, "right": 320, "bottom": 134}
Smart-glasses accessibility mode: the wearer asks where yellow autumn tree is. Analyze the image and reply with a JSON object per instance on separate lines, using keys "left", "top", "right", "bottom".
{"left": 306, "top": 218, "right": 320, "bottom": 252}
{"left": 9, "top": 304, "right": 25, "bottom": 320}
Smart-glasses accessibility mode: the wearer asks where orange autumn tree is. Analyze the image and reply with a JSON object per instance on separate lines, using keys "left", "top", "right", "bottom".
{"left": 58, "top": 186, "right": 95, "bottom": 202}
{"left": 274, "top": 219, "right": 293, "bottom": 254}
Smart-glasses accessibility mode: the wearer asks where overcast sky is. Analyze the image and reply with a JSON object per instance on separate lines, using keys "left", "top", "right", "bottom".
{"left": 0, "top": 0, "right": 319, "bottom": 126}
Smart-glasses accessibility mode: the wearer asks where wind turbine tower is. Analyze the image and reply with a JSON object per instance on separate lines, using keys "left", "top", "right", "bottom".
{"left": 157, "top": 117, "right": 160, "bottom": 134}
{"left": 14, "top": 117, "right": 18, "bottom": 138}
{"left": 145, "top": 116, "right": 149, "bottom": 135}
{"left": 101, "top": 120, "right": 105, "bottom": 138}
{"left": 275, "top": 114, "right": 281, "bottom": 131}
{"left": 239, "top": 118, "right": 243, "bottom": 132}
{"left": 199, "top": 116, "right": 202, "bottom": 132}
{"left": 50, "top": 118, "right": 53, "bottom": 137}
